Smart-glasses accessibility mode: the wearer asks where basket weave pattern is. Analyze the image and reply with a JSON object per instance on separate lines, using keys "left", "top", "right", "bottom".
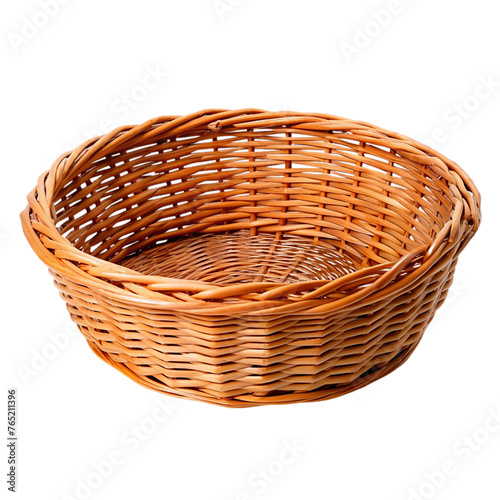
{"left": 22, "top": 109, "right": 481, "bottom": 407}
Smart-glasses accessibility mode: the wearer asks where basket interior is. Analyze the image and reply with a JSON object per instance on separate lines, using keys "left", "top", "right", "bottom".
{"left": 120, "top": 231, "right": 360, "bottom": 284}
{"left": 53, "top": 123, "right": 455, "bottom": 279}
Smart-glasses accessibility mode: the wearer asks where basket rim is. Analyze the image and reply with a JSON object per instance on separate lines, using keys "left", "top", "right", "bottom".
{"left": 21, "top": 108, "right": 481, "bottom": 313}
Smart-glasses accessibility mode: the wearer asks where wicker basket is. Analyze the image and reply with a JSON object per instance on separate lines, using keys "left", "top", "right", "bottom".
{"left": 21, "top": 109, "right": 481, "bottom": 407}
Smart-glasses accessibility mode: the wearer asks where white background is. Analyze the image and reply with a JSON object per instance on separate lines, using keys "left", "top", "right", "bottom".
{"left": 1, "top": 1, "right": 499, "bottom": 499}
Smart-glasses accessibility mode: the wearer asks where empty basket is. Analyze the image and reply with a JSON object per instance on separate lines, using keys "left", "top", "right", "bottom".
{"left": 21, "top": 109, "right": 481, "bottom": 407}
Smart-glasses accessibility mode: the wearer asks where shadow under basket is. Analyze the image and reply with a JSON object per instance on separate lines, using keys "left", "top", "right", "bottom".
{"left": 21, "top": 109, "right": 481, "bottom": 407}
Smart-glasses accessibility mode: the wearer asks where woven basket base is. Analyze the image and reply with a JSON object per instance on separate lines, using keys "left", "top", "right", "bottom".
{"left": 120, "top": 231, "right": 360, "bottom": 284}
{"left": 85, "top": 335, "right": 421, "bottom": 407}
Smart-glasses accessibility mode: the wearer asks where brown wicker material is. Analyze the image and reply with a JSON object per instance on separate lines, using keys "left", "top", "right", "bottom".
{"left": 21, "top": 109, "right": 481, "bottom": 407}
